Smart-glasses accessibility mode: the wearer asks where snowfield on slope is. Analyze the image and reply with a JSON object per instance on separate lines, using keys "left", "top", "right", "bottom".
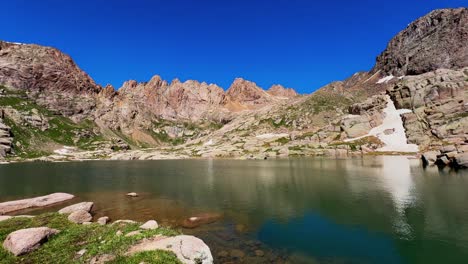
{"left": 345, "top": 95, "right": 419, "bottom": 153}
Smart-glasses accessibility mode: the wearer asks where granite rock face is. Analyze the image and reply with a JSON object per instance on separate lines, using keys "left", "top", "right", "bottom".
{"left": 372, "top": 8, "right": 468, "bottom": 76}
{"left": 0, "top": 41, "right": 100, "bottom": 120}
{"left": 0, "top": 109, "right": 13, "bottom": 159}
{"left": 388, "top": 68, "right": 468, "bottom": 149}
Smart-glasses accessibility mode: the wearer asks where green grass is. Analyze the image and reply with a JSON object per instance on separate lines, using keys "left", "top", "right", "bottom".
{"left": 0, "top": 213, "right": 181, "bottom": 264}
{"left": 1, "top": 87, "right": 104, "bottom": 157}
{"left": 275, "top": 137, "right": 290, "bottom": 145}
{"left": 110, "top": 251, "right": 180, "bottom": 264}
{"left": 330, "top": 136, "right": 383, "bottom": 151}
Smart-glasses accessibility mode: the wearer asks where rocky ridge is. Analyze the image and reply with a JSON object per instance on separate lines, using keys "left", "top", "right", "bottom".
{"left": 0, "top": 8, "right": 466, "bottom": 165}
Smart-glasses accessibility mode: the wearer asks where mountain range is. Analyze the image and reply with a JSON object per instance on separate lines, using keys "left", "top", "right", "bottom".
{"left": 0, "top": 8, "right": 467, "bottom": 167}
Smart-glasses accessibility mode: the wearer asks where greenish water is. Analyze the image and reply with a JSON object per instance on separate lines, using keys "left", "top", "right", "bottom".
{"left": 1, "top": 156, "right": 468, "bottom": 263}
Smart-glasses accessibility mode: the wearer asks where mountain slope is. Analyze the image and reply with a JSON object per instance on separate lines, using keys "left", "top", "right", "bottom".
{"left": 0, "top": 8, "right": 466, "bottom": 162}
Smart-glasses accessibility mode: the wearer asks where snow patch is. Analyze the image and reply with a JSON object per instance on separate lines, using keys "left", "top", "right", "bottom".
{"left": 377, "top": 75, "right": 394, "bottom": 84}
{"left": 256, "top": 133, "right": 289, "bottom": 139}
{"left": 4, "top": 41, "right": 26, "bottom": 45}
{"left": 203, "top": 139, "right": 214, "bottom": 146}
{"left": 345, "top": 95, "right": 418, "bottom": 153}
{"left": 54, "top": 146, "right": 77, "bottom": 155}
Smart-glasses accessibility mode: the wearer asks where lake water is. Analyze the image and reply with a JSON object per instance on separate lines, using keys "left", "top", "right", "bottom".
{"left": 1, "top": 156, "right": 468, "bottom": 263}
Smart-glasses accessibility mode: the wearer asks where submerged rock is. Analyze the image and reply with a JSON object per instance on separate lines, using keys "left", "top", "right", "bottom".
{"left": 58, "top": 202, "right": 94, "bottom": 214}
{"left": 422, "top": 151, "right": 439, "bottom": 166}
{"left": 0, "top": 193, "right": 74, "bottom": 215}
{"left": 3, "top": 227, "right": 59, "bottom": 256}
{"left": 127, "top": 235, "right": 213, "bottom": 264}
{"left": 181, "top": 213, "right": 222, "bottom": 229}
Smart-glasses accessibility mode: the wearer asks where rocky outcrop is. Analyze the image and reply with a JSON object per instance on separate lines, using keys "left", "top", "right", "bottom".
{"left": 0, "top": 193, "right": 74, "bottom": 215}
{"left": 3, "top": 227, "right": 59, "bottom": 256}
{"left": 127, "top": 235, "right": 213, "bottom": 264}
{"left": 267, "top": 84, "right": 298, "bottom": 98}
{"left": 0, "top": 41, "right": 100, "bottom": 120}
{"left": 0, "top": 110, "right": 13, "bottom": 159}
{"left": 388, "top": 68, "right": 468, "bottom": 149}
{"left": 372, "top": 8, "right": 468, "bottom": 76}
{"left": 422, "top": 146, "right": 468, "bottom": 169}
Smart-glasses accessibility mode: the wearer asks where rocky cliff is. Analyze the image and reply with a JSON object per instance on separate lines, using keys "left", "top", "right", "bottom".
{"left": 372, "top": 8, "right": 468, "bottom": 76}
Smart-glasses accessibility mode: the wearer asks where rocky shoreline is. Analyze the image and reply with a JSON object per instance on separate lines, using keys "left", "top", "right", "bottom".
{"left": 0, "top": 194, "right": 213, "bottom": 264}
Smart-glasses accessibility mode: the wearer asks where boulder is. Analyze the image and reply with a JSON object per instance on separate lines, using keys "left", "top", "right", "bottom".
{"left": 441, "top": 145, "right": 457, "bottom": 153}
{"left": 0, "top": 193, "right": 74, "bottom": 215}
{"left": 340, "top": 115, "right": 372, "bottom": 138}
{"left": 3, "top": 227, "right": 59, "bottom": 256}
{"left": 454, "top": 153, "right": 468, "bottom": 168}
{"left": 422, "top": 151, "right": 439, "bottom": 166}
{"left": 139, "top": 220, "right": 158, "bottom": 230}
{"left": 127, "top": 235, "right": 213, "bottom": 264}
{"left": 58, "top": 202, "right": 93, "bottom": 214}
{"left": 97, "top": 216, "right": 110, "bottom": 225}
{"left": 67, "top": 210, "right": 92, "bottom": 224}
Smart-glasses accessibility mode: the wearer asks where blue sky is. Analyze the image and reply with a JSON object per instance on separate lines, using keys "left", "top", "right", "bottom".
{"left": 2, "top": 1, "right": 466, "bottom": 93}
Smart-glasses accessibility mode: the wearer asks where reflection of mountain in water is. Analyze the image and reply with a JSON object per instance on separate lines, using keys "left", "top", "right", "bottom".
{"left": 1, "top": 158, "right": 468, "bottom": 262}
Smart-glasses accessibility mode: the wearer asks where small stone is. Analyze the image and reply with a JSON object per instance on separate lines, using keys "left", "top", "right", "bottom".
{"left": 68, "top": 210, "right": 92, "bottom": 224}
{"left": 255, "top": 250, "right": 265, "bottom": 257}
{"left": 97, "top": 216, "right": 109, "bottom": 225}
{"left": 126, "top": 192, "right": 138, "bottom": 197}
{"left": 90, "top": 254, "right": 116, "bottom": 264}
{"left": 82, "top": 221, "right": 93, "bottom": 225}
{"left": 140, "top": 220, "right": 158, "bottom": 230}
{"left": 112, "top": 219, "right": 137, "bottom": 225}
{"left": 76, "top": 249, "right": 86, "bottom": 258}
{"left": 383, "top": 128, "right": 395, "bottom": 135}
{"left": 3, "top": 227, "right": 59, "bottom": 256}
{"left": 125, "top": 231, "right": 141, "bottom": 237}
{"left": 116, "top": 230, "right": 123, "bottom": 236}
{"left": 0, "top": 216, "right": 12, "bottom": 222}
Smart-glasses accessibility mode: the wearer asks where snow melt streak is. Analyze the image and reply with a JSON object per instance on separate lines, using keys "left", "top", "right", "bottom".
{"left": 346, "top": 95, "right": 418, "bottom": 153}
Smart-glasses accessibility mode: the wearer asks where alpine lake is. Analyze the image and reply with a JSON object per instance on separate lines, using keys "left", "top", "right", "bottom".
{"left": 1, "top": 156, "right": 467, "bottom": 264}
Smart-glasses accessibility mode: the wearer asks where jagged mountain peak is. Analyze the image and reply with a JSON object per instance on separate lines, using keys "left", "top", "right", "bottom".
{"left": 267, "top": 84, "right": 298, "bottom": 98}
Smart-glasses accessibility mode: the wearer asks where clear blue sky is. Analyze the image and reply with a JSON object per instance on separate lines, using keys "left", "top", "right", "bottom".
{"left": 2, "top": 1, "right": 466, "bottom": 93}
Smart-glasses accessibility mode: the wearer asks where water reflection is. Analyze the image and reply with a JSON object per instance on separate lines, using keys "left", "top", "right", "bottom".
{"left": 1, "top": 157, "right": 468, "bottom": 263}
